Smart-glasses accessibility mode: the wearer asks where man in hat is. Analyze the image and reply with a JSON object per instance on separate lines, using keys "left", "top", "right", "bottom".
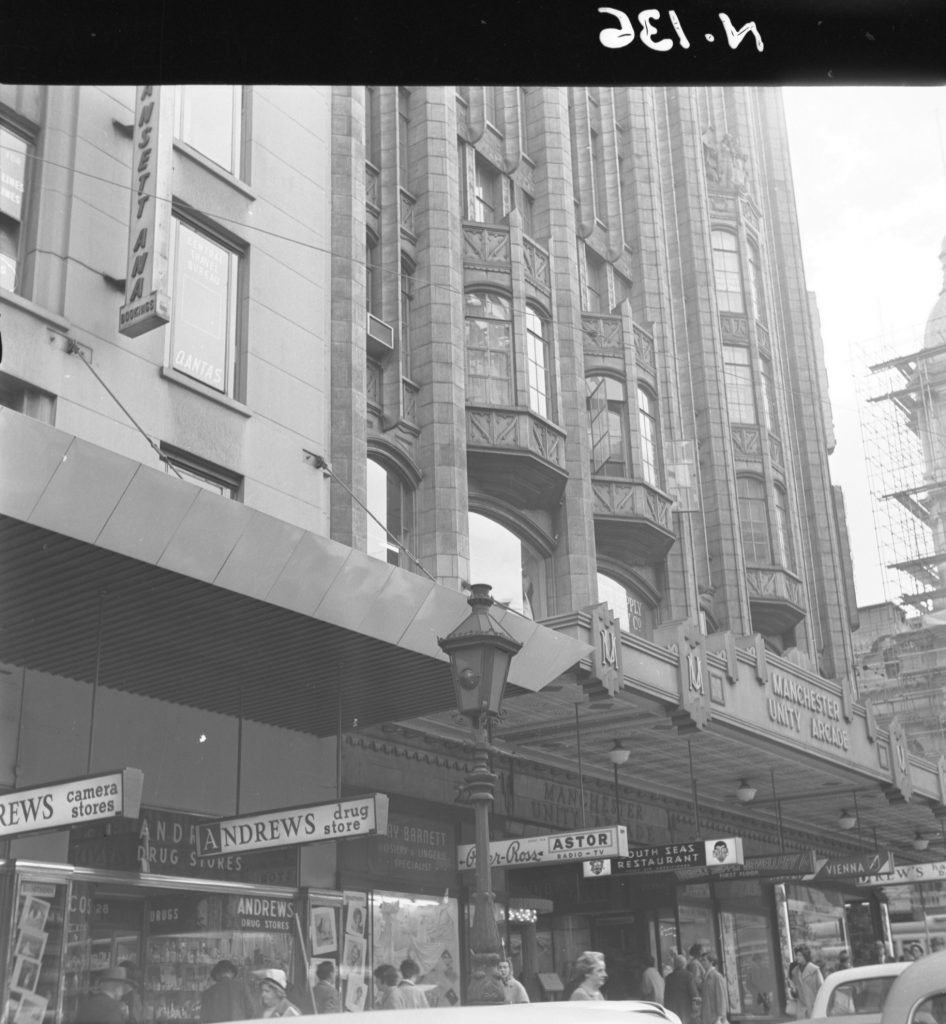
{"left": 201, "top": 960, "right": 250, "bottom": 1022}
{"left": 253, "top": 968, "right": 301, "bottom": 1018}
{"left": 75, "top": 966, "right": 137, "bottom": 1024}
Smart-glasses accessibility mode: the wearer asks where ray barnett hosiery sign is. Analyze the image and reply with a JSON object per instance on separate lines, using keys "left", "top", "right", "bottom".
{"left": 457, "top": 826, "right": 628, "bottom": 870}
{"left": 195, "top": 794, "right": 389, "bottom": 857}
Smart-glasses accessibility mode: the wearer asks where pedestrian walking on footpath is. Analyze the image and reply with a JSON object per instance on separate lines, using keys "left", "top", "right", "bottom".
{"left": 665, "top": 954, "right": 701, "bottom": 1024}
{"left": 699, "top": 953, "right": 728, "bottom": 1024}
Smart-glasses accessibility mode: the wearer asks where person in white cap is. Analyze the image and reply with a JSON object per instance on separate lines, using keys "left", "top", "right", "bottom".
{"left": 253, "top": 968, "right": 301, "bottom": 1018}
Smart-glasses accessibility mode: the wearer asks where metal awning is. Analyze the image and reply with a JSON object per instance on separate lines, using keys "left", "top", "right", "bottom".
{"left": 0, "top": 412, "right": 591, "bottom": 735}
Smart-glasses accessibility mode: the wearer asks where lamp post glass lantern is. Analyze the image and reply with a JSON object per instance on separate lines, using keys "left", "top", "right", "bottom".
{"left": 438, "top": 583, "right": 523, "bottom": 1004}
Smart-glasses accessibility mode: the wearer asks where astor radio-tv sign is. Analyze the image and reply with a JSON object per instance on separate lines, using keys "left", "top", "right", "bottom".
{"left": 195, "top": 794, "right": 389, "bottom": 857}
{"left": 457, "top": 826, "right": 629, "bottom": 871}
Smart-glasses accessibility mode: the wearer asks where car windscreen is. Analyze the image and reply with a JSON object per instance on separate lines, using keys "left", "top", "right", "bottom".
{"left": 826, "top": 977, "right": 897, "bottom": 1017}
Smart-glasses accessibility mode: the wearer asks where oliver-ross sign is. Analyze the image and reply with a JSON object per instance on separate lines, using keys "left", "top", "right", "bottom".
{"left": 0, "top": 769, "right": 144, "bottom": 838}
{"left": 457, "top": 826, "right": 628, "bottom": 870}
{"left": 195, "top": 794, "right": 389, "bottom": 857}
{"left": 582, "top": 837, "right": 744, "bottom": 877}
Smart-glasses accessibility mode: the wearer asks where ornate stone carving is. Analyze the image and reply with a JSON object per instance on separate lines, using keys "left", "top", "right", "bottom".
{"left": 365, "top": 164, "right": 379, "bottom": 208}
{"left": 582, "top": 313, "right": 623, "bottom": 352}
{"left": 399, "top": 188, "right": 415, "bottom": 236}
{"left": 720, "top": 313, "right": 749, "bottom": 340}
{"left": 523, "top": 236, "right": 551, "bottom": 293}
{"left": 731, "top": 425, "right": 763, "bottom": 461}
{"left": 463, "top": 224, "right": 511, "bottom": 265}
{"left": 633, "top": 323, "right": 656, "bottom": 371}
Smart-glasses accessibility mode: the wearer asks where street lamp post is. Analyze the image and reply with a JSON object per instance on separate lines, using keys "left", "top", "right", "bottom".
{"left": 439, "top": 583, "right": 523, "bottom": 1005}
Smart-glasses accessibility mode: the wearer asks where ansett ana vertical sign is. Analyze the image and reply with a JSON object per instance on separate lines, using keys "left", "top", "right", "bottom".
{"left": 0, "top": 769, "right": 144, "bottom": 839}
{"left": 119, "top": 85, "right": 172, "bottom": 337}
{"left": 195, "top": 794, "right": 389, "bottom": 857}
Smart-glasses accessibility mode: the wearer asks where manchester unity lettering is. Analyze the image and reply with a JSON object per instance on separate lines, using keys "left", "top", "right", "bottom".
{"left": 766, "top": 672, "right": 850, "bottom": 751}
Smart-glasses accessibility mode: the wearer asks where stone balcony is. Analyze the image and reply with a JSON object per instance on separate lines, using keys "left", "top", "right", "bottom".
{"left": 746, "top": 565, "right": 806, "bottom": 635}
{"left": 465, "top": 405, "right": 568, "bottom": 507}
{"left": 591, "top": 477, "right": 676, "bottom": 565}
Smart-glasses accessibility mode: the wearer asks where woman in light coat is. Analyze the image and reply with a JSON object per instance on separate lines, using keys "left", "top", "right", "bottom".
{"left": 788, "top": 944, "right": 823, "bottom": 1019}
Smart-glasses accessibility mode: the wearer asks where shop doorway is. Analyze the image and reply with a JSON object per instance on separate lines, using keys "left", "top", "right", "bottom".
{"left": 593, "top": 914, "right": 652, "bottom": 999}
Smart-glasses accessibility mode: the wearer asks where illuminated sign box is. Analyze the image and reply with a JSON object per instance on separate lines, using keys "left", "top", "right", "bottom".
{"left": 458, "top": 825, "right": 628, "bottom": 871}
{"left": 0, "top": 768, "right": 144, "bottom": 839}
{"left": 582, "top": 836, "right": 744, "bottom": 877}
{"left": 195, "top": 794, "right": 389, "bottom": 857}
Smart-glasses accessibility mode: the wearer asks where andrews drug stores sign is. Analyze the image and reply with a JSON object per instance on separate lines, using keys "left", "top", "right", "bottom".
{"left": 196, "top": 794, "right": 389, "bottom": 857}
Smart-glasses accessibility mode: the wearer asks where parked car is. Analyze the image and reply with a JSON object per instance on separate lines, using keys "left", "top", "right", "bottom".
{"left": 880, "top": 949, "right": 946, "bottom": 1024}
{"left": 796, "top": 962, "right": 910, "bottom": 1024}
{"left": 307, "top": 1001, "right": 682, "bottom": 1023}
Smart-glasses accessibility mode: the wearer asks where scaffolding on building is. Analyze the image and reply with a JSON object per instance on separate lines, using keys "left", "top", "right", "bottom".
{"left": 859, "top": 335, "right": 946, "bottom": 612}
{"left": 856, "top": 331, "right": 946, "bottom": 758}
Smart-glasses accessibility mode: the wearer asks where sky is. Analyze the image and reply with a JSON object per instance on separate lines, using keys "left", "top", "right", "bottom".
{"left": 782, "top": 86, "right": 946, "bottom": 609}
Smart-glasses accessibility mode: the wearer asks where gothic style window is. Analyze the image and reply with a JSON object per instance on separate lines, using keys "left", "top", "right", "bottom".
{"left": 737, "top": 476, "right": 771, "bottom": 563}
{"left": 465, "top": 292, "right": 513, "bottom": 405}
{"left": 724, "top": 345, "right": 756, "bottom": 424}
{"left": 473, "top": 154, "right": 502, "bottom": 223}
{"left": 469, "top": 512, "right": 544, "bottom": 619}
{"left": 761, "top": 354, "right": 778, "bottom": 434}
{"left": 637, "top": 386, "right": 659, "bottom": 486}
{"left": 774, "top": 484, "right": 793, "bottom": 568}
{"left": 711, "top": 230, "right": 744, "bottom": 314}
{"left": 398, "top": 87, "right": 410, "bottom": 187}
{"left": 596, "top": 572, "right": 653, "bottom": 636}
{"left": 400, "top": 257, "right": 415, "bottom": 379}
{"left": 525, "top": 305, "right": 552, "bottom": 419}
{"left": 747, "top": 239, "right": 766, "bottom": 323}
{"left": 367, "top": 458, "right": 414, "bottom": 568}
{"left": 586, "top": 375, "right": 628, "bottom": 477}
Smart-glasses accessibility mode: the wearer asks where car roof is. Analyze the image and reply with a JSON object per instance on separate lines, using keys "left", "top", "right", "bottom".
{"left": 310, "top": 1000, "right": 682, "bottom": 1022}
{"left": 881, "top": 950, "right": 946, "bottom": 1024}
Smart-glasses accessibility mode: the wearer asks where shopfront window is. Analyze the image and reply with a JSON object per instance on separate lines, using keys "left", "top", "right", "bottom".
{"left": 782, "top": 884, "right": 847, "bottom": 968}
{"left": 4, "top": 876, "right": 68, "bottom": 1024}
{"left": 716, "top": 880, "right": 780, "bottom": 1019}
{"left": 369, "top": 891, "right": 460, "bottom": 1008}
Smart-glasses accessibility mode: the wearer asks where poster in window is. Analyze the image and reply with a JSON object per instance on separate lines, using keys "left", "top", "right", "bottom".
{"left": 310, "top": 906, "right": 337, "bottom": 956}
{"left": 345, "top": 894, "right": 367, "bottom": 938}
{"left": 14, "top": 928, "right": 48, "bottom": 963}
{"left": 11, "top": 955, "right": 42, "bottom": 993}
{"left": 344, "top": 977, "right": 367, "bottom": 1013}
{"left": 342, "top": 934, "right": 366, "bottom": 979}
{"left": 12, "top": 992, "right": 48, "bottom": 1024}
{"left": 0, "top": 130, "right": 26, "bottom": 221}
{"left": 18, "top": 896, "right": 50, "bottom": 934}
{"left": 172, "top": 222, "right": 230, "bottom": 393}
